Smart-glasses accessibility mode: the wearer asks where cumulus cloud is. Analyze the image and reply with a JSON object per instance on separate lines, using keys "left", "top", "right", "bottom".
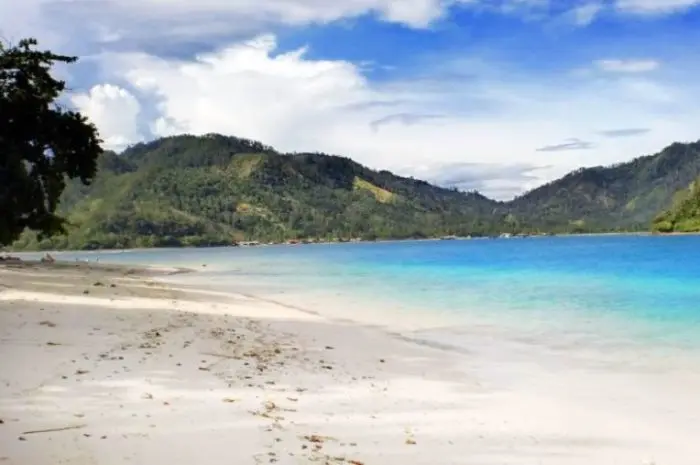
{"left": 112, "top": 35, "right": 377, "bottom": 149}
{"left": 595, "top": 59, "right": 660, "bottom": 73}
{"left": 71, "top": 84, "right": 143, "bottom": 151}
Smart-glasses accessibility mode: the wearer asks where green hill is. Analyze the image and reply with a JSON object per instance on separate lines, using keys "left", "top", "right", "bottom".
{"left": 510, "top": 141, "right": 700, "bottom": 232}
{"left": 9, "top": 134, "right": 700, "bottom": 250}
{"left": 652, "top": 177, "right": 700, "bottom": 233}
{"left": 12, "top": 134, "right": 506, "bottom": 250}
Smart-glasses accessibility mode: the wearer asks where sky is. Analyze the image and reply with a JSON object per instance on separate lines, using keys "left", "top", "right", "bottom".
{"left": 2, "top": 0, "right": 700, "bottom": 199}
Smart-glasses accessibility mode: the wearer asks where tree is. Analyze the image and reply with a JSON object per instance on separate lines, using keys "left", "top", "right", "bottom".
{"left": 1, "top": 38, "right": 102, "bottom": 246}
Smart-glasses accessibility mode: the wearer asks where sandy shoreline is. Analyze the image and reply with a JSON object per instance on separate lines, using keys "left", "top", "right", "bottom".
{"left": 1, "top": 262, "right": 699, "bottom": 464}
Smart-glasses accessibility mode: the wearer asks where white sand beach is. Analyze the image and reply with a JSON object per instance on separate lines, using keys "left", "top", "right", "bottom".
{"left": 1, "top": 261, "right": 699, "bottom": 464}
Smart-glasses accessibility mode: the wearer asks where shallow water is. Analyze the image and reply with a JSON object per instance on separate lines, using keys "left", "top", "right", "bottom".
{"left": 27, "top": 236, "right": 700, "bottom": 353}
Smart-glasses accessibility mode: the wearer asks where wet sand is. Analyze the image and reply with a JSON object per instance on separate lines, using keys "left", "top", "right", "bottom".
{"left": 1, "top": 262, "right": 699, "bottom": 464}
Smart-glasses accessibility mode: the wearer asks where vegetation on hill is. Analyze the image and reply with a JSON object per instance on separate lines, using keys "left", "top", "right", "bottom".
{"left": 8, "top": 133, "right": 700, "bottom": 251}
{"left": 11, "top": 134, "right": 511, "bottom": 250}
{"left": 510, "top": 141, "right": 700, "bottom": 233}
{"left": 652, "top": 177, "right": 700, "bottom": 233}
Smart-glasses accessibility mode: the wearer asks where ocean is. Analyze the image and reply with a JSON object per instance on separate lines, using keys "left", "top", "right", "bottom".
{"left": 24, "top": 235, "right": 700, "bottom": 356}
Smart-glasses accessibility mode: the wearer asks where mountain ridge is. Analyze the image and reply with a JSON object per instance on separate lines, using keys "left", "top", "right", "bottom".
{"left": 510, "top": 140, "right": 700, "bottom": 232}
{"left": 9, "top": 134, "right": 700, "bottom": 250}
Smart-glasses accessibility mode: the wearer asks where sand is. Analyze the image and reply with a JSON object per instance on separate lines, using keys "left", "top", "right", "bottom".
{"left": 1, "top": 261, "right": 699, "bottom": 464}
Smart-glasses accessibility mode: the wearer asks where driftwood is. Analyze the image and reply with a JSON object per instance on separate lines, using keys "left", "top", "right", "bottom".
{"left": 21, "top": 424, "right": 87, "bottom": 435}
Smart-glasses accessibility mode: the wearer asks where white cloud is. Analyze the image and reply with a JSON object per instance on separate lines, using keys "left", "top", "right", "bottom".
{"left": 412, "top": 162, "right": 546, "bottom": 199}
{"left": 116, "top": 35, "right": 376, "bottom": 148}
{"left": 594, "top": 59, "right": 660, "bottom": 73}
{"left": 571, "top": 3, "right": 604, "bottom": 25}
{"left": 127, "top": 0, "right": 445, "bottom": 25}
{"left": 615, "top": 0, "right": 700, "bottom": 14}
{"left": 71, "top": 84, "right": 143, "bottom": 151}
{"left": 81, "top": 35, "right": 700, "bottom": 199}
{"left": 109, "top": 0, "right": 453, "bottom": 30}
{"left": 378, "top": 0, "right": 449, "bottom": 26}
{"left": 0, "top": 0, "right": 471, "bottom": 48}
{"left": 3, "top": 0, "right": 699, "bottom": 57}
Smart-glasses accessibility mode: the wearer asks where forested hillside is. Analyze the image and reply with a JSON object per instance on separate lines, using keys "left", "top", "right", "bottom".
{"left": 9, "top": 134, "right": 700, "bottom": 251}
{"left": 510, "top": 141, "right": 700, "bottom": 232}
{"left": 12, "top": 134, "right": 507, "bottom": 250}
{"left": 652, "top": 177, "right": 700, "bottom": 233}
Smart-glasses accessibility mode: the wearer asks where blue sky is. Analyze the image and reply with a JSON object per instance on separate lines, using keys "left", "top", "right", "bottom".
{"left": 2, "top": 0, "right": 700, "bottom": 198}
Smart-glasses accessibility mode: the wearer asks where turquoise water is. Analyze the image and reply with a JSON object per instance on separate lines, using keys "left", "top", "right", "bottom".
{"left": 30, "top": 235, "right": 700, "bottom": 350}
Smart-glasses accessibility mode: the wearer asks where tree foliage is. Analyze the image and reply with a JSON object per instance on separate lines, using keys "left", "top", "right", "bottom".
{"left": 652, "top": 177, "right": 700, "bottom": 233}
{"left": 510, "top": 141, "right": 700, "bottom": 232}
{"left": 1, "top": 38, "right": 102, "bottom": 246}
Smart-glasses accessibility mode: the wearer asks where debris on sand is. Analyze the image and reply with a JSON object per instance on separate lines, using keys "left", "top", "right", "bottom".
{"left": 251, "top": 401, "right": 286, "bottom": 421}
{"left": 264, "top": 401, "right": 277, "bottom": 411}
{"left": 302, "top": 434, "right": 336, "bottom": 444}
{"left": 39, "top": 321, "right": 57, "bottom": 328}
{"left": 21, "top": 424, "right": 87, "bottom": 435}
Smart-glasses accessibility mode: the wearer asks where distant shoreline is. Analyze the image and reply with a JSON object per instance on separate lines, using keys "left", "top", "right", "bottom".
{"left": 6, "top": 229, "right": 700, "bottom": 254}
